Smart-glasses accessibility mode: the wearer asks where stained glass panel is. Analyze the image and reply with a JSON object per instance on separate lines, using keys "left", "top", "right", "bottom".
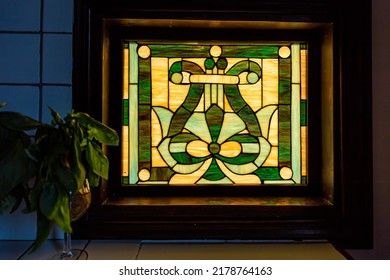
{"left": 122, "top": 41, "right": 308, "bottom": 185}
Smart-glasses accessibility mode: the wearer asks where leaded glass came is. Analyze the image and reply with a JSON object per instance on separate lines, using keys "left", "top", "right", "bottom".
{"left": 122, "top": 42, "right": 308, "bottom": 185}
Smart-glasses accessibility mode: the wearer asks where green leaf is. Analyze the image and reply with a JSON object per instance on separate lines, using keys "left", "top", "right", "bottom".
{"left": 54, "top": 161, "right": 77, "bottom": 193}
{"left": 87, "top": 167, "right": 100, "bottom": 187}
{"left": 0, "top": 195, "right": 17, "bottom": 215}
{"left": 53, "top": 189, "right": 72, "bottom": 233}
{"left": 68, "top": 133, "right": 86, "bottom": 191}
{"left": 73, "top": 112, "right": 119, "bottom": 146}
{"left": 86, "top": 140, "right": 109, "bottom": 180}
{"left": 39, "top": 181, "right": 60, "bottom": 220}
{"left": 48, "top": 106, "right": 64, "bottom": 126}
{"left": 31, "top": 211, "right": 55, "bottom": 253}
{"left": 0, "top": 111, "right": 42, "bottom": 131}
{"left": 0, "top": 130, "right": 36, "bottom": 198}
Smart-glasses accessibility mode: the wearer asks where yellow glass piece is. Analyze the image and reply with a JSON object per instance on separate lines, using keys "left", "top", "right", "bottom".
{"left": 171, "top": 72, "right": 183, "bottom": 84}
{"left": 138, "top": 45, "right": 151, "bottom": 58}
{"left": 262, "top": 146, "right": 278, "bottom": 167}
{"left": 280, "top": 166, "right": 293, "bottom": 180}
{"left": 239, "top": 83, "right": 262, "bottom": 112}
{"left": 279, "top": 46, "right": 291, "bottom": 58}
{"left": 151, "top": 109, "right": 162, "bottom": 146}
{"left": 152, "top": 57, "right": 169, "bottom": 107}
{"left": 194, "top": 94, "right": 205, "bottom": 112}
{"left": 152, "top": 147, "right": 168, "bottom": 167}
{"left": 123, "top": 48, "right": 129, "bottom": 99}
{"left": 169, "top": 82, "right": 190, "bottom": 112}
{"left": 301, "top": 126, "right": 307, "bottom": 176}
{"left": 169, "top": 158, "right": 212, "bottom": 184}
{"left": 301, "top": 49, "right": 308, "bottom": 100}
{"left": 138, "top": 169, "right": 151, "bottom": 181}
{"left": 223, "top": 95, "right": 234, "bottom": 112}
{"left": 204, "top": 83, "right": 211, "bottom": 110}
{"left": 268, "top": 110, "right": 278, "bottom": 146}
{"left": 262, "top": 59, "right": 279, "bottom": 106}
{"left": 190, "top": 74, "right": 239, "bottom": 84}
{"left": 121, "top": 126, "right": 129, "bottom": 176}
{"left": 186, "top": 140, "right": 210, "bottom": 158}
{"left": 210, "top": 45, "right": 222, "bottom": 57}
{"left": 219, "top": 141, "right": 242, "bottom": 158}
{"left": 217, "top": 159, "right": 261, "bottom": 184}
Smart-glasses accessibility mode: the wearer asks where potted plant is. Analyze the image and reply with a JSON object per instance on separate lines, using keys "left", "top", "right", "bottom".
{"left": 0, "top": 103, "right": 119, "bottom": 253}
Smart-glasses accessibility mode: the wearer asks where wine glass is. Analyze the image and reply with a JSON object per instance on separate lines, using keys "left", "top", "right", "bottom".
{"left": 50, "top": 179, "right": 91, "bottom": 260}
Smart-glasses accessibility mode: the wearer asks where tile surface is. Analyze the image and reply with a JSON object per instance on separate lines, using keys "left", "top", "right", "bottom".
{"left": 0, "top": 241, "right": 32, "bottom": 260}
{"left": 137, "top": 242, "right": 347, "bottom": 260}
{"left": 85, "top": 240, "right": 141, "bottom": 260}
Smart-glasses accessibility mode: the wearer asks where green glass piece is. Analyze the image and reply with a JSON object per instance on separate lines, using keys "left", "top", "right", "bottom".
{"left": 149, "top": 44, "right": 210, "bottom": 57}
{"left": 173, "top": 161, "right": 205, "bottom": 174}
{"left": 122, "top": 177, "right": 129, "bottom": 184}
{"left": 254, "top": 137, "right": 271, "bottom": 167}
{"left": 222, "top": 45, "right": 279, "bottom": 58}
{"left": 158, "top": 138, "right": 177, "bottom": 167}
{"left": 170, "top": 133, "right": 200, "bottom": 143}
{"left": 216, "top": 152, "right": 258, "bottom": 165}
{"left": 278, "top": 104, "right": 291, "bottom": 166}
{"left": 238, "top": 105, "right": 261, "bottom": 137}
{"left": 300, "top": 43, "right": 308, "bottom": 50}
{"left": 182, "top": 84, "right": 204, "bottom": 111}
{"left": 171, "top": 152, "right": 210, "bottom": 164}
{"left": 226, "top": 60, "right": 250, "bottom": 76}
{"left": 203, "top": 158, "right": 225, "bottom": 181}
{"left": 209, "top": 143, "right": 220, "bottom": 155}
{"left": 301, "top": 100, "right": 307, "bottom": 126}
{"left": 249, "top": 61, "right": 262, "bottom": 75}
{"left": 255, "top": 167, "right": 282, "bottom": 180}
{"left": 150, "top": 167, "right": 174, "bottom": 181}
{"left": 227, "top": 134, "right": 258, "bottom": 143}
{"left": 216, "top": 57, "right": 228, "bottom": 70}
{"left": 169, "top": 61, "right": 182, "bottom": 79}
{"left": 204, "top": 58, "right": 215, "bottom": 69}
{"left": 168, "top": 107, "right": 192, "bottom": 137}
{"left": 139, "top": 105, "right": 151, "bottom": 162}
{"left": 139, "top": 58, "right": 151, "bottom": 104}
{"left": 206, "top": 105, "right": 224, "bottom": 142}
{"left": 182, "top": 60, "right": 205, "bottom": 74}
{"left": 301, "top": 176, "right": 307, "bottom": 184}
{"left": 279, "top": 58, "right": 291, "bottom": 105}
{"left": 224, "top": 85, "right": 247, "bottom": 112}
{"left": 223, "top": 162, "right": 258, "bottom": 174}
{"left": 123, "top": 99, "right": 129, "bottom": 126}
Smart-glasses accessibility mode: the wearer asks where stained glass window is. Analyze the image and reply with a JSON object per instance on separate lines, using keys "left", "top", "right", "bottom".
{"left": 122, "top": 41, "right": 308, "bottom": 185}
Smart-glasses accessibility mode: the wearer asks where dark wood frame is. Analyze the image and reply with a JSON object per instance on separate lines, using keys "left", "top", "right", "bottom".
{"left": 72, "top": 0, "right": 372, "bottom": 249}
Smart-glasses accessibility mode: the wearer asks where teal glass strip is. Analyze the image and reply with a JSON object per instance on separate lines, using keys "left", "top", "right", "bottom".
{"left": 123, "top": 99, "right": 129, "bottom": 126}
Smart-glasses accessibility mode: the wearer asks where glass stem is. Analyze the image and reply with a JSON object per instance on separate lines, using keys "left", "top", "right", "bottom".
{"left": 62, "top": 231, "right": 73, "bottom": 258}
